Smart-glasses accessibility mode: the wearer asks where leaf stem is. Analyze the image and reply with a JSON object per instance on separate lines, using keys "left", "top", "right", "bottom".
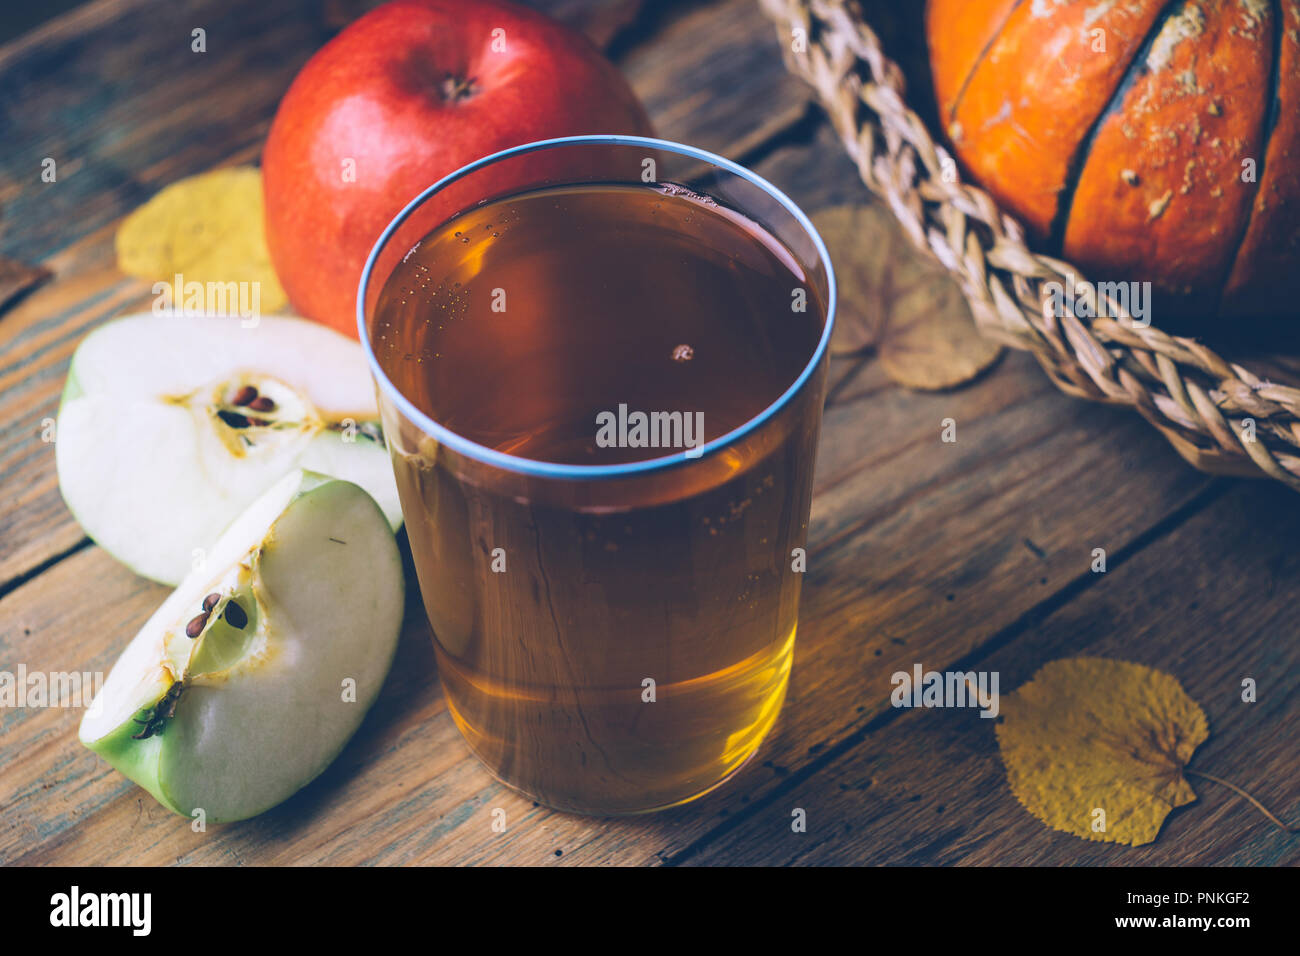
{"left": 1185, "top": 769, "right": 1299, "bottom": 833}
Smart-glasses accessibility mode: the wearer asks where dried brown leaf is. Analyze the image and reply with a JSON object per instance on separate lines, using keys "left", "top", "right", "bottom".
{"left": 812, "top": 202, "right": 1001, "bottom": 389}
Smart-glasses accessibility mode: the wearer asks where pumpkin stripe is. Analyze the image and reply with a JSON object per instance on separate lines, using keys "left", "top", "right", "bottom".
{"left": 1264, "top": 0, "right": 1286, "bottom": 143}
{"left": 1221, "top": 0, "right": 1300, "bottom": 318}
{"left": 942, "top": 0, "right": 1025, "bottom": 123}
{"left": 1219, "top": 0, "right": 1286, "bottom": 307}
{"left": 1049, "top": 0, "right": 1186, "bottom": 254}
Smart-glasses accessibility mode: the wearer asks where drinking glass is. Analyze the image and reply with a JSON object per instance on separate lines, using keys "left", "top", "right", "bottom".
{"left": 358, "top": 135, "right": 835, "bottom": 814}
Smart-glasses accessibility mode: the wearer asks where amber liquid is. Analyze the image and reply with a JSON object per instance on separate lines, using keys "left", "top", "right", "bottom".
{"left": 372, "top": 183, "right": 827, "bottom": 813}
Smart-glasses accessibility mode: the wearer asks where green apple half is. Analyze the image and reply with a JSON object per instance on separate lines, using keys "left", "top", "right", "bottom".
{"left": 79, "top": 469, "right": 404, "bottom": 823}
{"left": 57, "top": 312, "right": 401, "bottom": 585}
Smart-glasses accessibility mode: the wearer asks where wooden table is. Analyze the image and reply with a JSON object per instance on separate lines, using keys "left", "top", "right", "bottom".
{"left": 1, "top": 0, "right": 1296, "bottom": 866}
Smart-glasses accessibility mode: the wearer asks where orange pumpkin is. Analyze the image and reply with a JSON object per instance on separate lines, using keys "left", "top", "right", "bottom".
{"left": 927, "top": 0, "right": 1299, "bottom": 323}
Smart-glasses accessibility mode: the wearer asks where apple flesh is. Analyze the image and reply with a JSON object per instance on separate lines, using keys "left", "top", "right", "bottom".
{"left": 56, "top": 312, "right": 401, "bottom": 585}
{"left": 79, "top": 469, "right": 404, "bottom": 823}
{"left": 263, "top": 0, "right": 654, "bottom": 338}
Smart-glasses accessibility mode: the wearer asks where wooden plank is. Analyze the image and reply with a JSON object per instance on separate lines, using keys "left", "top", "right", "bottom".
{"left": 0, "top": 0, "right": 327, "bottom": 263}
{"left": 322, "top": 0, "right": 650, "bottom": 49}
{"left": 1, "top": 549, "right": 168, "bottom": 860}
{"left": 678, "top": 481, "right": 1299, "bottom": 866}
{"left": 618, "top": 0, "right": 813, "bottom": 158}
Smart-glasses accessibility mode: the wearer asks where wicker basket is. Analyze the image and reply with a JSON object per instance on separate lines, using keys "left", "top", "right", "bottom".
{"left": 759, "top": 0, "right": 1300, "bottom": 492}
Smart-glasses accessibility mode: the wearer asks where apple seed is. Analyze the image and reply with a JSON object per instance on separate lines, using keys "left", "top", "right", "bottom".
{"left": 224, "top": 600, "right": 248, "bottom": 629}
{"left": 218, "top": 410, "right": 251, "bottom": 429}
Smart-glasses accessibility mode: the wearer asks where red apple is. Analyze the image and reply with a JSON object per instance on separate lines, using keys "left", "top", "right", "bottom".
{"left": 263, "top": 0, "right": 653, "bottom": 338}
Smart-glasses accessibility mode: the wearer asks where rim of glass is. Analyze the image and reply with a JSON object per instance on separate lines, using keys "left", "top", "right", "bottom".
{"left": 357, "top": 133, "right": 837, "bottom": 480}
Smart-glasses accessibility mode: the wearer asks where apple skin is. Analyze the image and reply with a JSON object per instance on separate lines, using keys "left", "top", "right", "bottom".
{"left": 263, "top": 0, "right": 654, "bottom": 338}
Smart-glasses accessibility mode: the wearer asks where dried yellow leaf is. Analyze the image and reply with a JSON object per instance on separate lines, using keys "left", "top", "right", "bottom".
{"left": 996, "top": 657, "right": 1208, "bottom": 847}
{"left": 116, "top": 166, "right": 286, "bottom": 312}
{"left": 811, "top": 202, "right": 1000, "bottom": 389}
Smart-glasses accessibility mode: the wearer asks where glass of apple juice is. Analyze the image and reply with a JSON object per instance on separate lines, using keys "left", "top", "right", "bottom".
{"left": 358, "top": 135, "right": 836, "bottom": 815}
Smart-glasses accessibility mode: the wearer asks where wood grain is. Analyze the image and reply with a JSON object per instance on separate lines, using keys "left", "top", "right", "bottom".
{"left": 0, "top": 256, "right": 50, "bottom": 313}
{"left": 0, "top": 0, "right": 327, "bottom": 263}
{"left": 618, "top": 0, "right": 813, "bottom": 159}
